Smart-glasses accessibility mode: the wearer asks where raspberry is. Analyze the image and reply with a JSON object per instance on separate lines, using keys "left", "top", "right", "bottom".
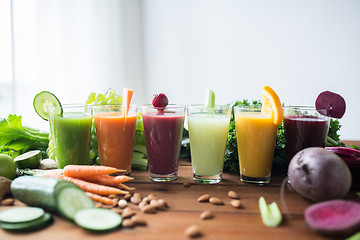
{"left": 152, "top": 93, "right": 168, "bottom": 108}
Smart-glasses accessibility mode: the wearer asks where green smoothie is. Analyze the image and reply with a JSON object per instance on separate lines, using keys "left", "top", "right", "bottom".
{"left": 50, "top": 112, "right": 92, "bottom": 169}
{"left": 188, "top": 108, "right": 231, "bottom": 183}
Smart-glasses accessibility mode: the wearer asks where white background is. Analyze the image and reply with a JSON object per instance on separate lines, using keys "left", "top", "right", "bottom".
{"left": 0, "top": 0, "right": 359, "bottom": 140}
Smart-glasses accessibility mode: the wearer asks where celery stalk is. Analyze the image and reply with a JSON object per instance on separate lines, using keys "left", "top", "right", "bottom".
{"left": 259, "top": 196, "right": 282, "bottom": 227}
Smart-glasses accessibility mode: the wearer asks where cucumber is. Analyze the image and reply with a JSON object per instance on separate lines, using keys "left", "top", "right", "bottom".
{"left": 14, "top": 150, "right": 42, "bottom": 169}
{"left": 56, "top": 187, "right": 94, "bottom": 220}
{"left": 74, "top": 208, "right": 122, "bottom": 232}
{"left": 0, "top": 207, "right": 44, "bottom": 223}
{"left": 33, "top": 91, "right": 62, "bottom": 121}
{"left": 0, "top": 213, "right": 53, "bottom": 232}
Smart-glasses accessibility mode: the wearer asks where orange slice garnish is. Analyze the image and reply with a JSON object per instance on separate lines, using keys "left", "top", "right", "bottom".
{"left": 261, "top": 86, "right": 283, "bottom": 125}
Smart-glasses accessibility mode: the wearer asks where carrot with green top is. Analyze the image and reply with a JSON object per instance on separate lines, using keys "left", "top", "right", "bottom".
{"left": 85, "top": 192, "right": 116, "bottom": 206}
{"left": 63, "top": 165, "right": 125, "bottom": 178}
{"left": 78, "top": 175, "right": 133, "bottom": 186}
{"left": 63, "top": 176, "right": 129, "bottom": 196}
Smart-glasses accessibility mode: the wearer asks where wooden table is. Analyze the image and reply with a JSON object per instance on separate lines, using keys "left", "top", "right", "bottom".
{"left": 1, "top": 143, "right": 359, "bottom": 240}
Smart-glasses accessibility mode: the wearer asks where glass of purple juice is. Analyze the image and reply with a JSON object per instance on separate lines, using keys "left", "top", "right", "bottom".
{"left": 142, "top": 104, "right": 185, "bottom": 182}
{"left": 283, "top": 106, "right": 330, "bottom": 165}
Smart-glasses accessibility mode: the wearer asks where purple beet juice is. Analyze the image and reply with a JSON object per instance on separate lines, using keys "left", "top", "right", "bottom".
{"left": 143, "top": 110, "right": 184, "bottom": 178}
{"left": 284, "top": 115, "right": 329, "bottom": 163}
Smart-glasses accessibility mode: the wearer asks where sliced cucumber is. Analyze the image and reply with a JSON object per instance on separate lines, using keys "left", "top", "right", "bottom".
{"left": 0, "top": 212, "right": 53, "bottom": 232}
{"left": 74, "top": 208, "right": 122, "bottom": 232}
{"left": 14, "top": 150, "right": 42, "bottom": 169}
{"left": 56, "top": 187, "right": 94, "bottom": 220}
{"left": 33, "top": 91, "right": 62, "bottom": 121}
{"left": 0, "top": 207, "right": 44, "bottom": 223}
{"left": 11, "top": 176, "right": 78, "bottom": 212}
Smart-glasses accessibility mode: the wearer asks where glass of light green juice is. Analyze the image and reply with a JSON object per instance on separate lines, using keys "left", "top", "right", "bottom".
{"left": 48, "top": 105, "right": 92, "bottom": 169}
{"left": 187, "top": 105, "right": 231, "bottom": 184}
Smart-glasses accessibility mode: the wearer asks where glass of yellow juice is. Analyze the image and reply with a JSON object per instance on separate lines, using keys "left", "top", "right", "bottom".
{"left": 234, "top": 106, "right": 278, "bottom": 184}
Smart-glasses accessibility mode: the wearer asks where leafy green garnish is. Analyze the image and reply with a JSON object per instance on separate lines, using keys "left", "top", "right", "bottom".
{"left": 0, "top": 114, "right": 49, "bottom": 158}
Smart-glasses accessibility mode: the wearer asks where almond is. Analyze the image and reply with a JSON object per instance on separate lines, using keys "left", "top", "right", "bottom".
{"left": 185, "top": 225, "right": 202, "bottom": 238}
{"left": 141, "top": 204, "right": 156, "bottom": 214}
{"left": 131, "top": 215, "right": 147, "bottom": 226}
{"left": 230, "top": 199, "right": 242, "bottom": 209}
{"left": 183, "top": 181, "right": 191, "bottom": 187}
{"left": 200, "top": 210, "right": 214, "bottom": 220}
{"left": 209, "top": 197, "right": 224, "bottom": 205}
{"left": 1, "top": 198, "right": 15, "bottom": 206}
{"left": 197, "top": 194, "right": 211, "bottom": 202}
{"left": 122, "top": 219, "right": 134, "bottom": 228}
{"left": 122, "top": 207, "right": 136, "bottom": 218}
{"left": 228, "top": 190, "right": 239, "bottom": 199}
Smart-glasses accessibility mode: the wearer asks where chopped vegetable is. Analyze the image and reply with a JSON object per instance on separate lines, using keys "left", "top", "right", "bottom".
{"left": 315, "top": 90, "right": 346, "bottom": 119}
{"left": 63, "top": 165, "right": 124, "bottom": 178}
{"left": 305, "top": 200, "right": 360, "bottom": 236}
{"left": 0, "top": 212, "right": 53, "bottom": 232}
{"left": 0, "top": 207, "right": 44, "bottom": 223}
{"left": 63, "top": 176, "right": 128, "bottom": 196}
{"left": 259, "top": 196, "right": 282, "bottom": 227}
{"left": 74, "top": 208, "right": 122, "bottom": 232}
{"left": 14, "top": 150, "right": 42, "bottom": 169}
{"left": 0, "top": 114, "right": 49, "bottom": 158}
{"left": 205, "top": 88, "right": 215, "bottom": 109}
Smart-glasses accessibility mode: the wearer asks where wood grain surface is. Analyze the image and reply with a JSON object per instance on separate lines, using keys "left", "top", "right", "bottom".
{"left": 0, "top": 142, "right": 359, "bottom": 240}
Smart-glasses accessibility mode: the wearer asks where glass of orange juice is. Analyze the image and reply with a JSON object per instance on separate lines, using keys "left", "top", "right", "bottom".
{"left": 234, "top": 106, "right": 278, "bottom": 184}
{"left": 93, "top": 105, "right": 137, "bottom": 175}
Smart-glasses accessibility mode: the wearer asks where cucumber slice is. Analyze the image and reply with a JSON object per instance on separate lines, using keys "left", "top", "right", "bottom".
{"left": 0, "top": 212, "right": 53, "bottom": 232}
{"left": 74, "top": 208, "right": 122, "bottom": 232}
{"left": 14, "top": 150, "right": 42, "bottom": 169}
{"left": 33, "top": 91, "right": 62, "bottom": 121}
{"left": 56, "top": 187, "right": 94, "bottom": 220}
{"left": 0, "top": 207, "right": 44, "bottom": 223}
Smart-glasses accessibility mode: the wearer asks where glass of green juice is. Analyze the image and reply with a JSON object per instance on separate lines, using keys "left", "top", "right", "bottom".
{"left": 187, "top": 105, "right": 231, "bottom": 184}
{"left": 48, "top": 104, "right": 92, "bottom": 169}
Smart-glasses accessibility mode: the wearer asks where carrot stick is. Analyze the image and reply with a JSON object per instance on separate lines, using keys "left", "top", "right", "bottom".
{"left": 78, "top": 175, "right": 133, "bottom": 186}
{"left": 86, "top": 192, "right": 116, "bottom": 206}
{"left": 63, "top": 176, "right": 129, "bottom": 196}
{"left": 63, "top": 165, "right": 125, "bottom": 178}
{"left": 122, "top": 88, "right": 133, "bottom": 118}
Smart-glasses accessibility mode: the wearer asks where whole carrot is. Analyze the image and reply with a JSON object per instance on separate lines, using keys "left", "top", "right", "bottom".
{"left": 63, "top": 165, "right": 125, "bottom": 178}
{"left": 85, "top": 192, "right": 116, "bottom": 206}
{"left": 63, "top": 176, "right": 129, "bottom": 196}
{"left": 78, "top": 175, "right": 133, "bottom": 187}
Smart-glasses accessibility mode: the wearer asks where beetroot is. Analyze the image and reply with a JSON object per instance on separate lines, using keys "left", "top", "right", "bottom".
{"left": 326, "top": 147, "right": 360, "bottom": 178}
{"left": 315, "top": 91, "right": 346, "bottom": 119}
{"left": 288, "top": 147, "right": 352, "bottom": 202}
{"left": 305, "top": 200, "right": 360, "bottom": 236}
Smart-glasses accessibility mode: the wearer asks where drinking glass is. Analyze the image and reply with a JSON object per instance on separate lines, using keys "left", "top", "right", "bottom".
{"left": 48, "top": 104, "right": 92, "bottom": 169}
{"left": 142, "top": 104, "right": 185, "bottom": 182}
{"left": 93, "top": 105, "right": 137, "bottom": 174}
{"left": 234, "top": 106, "right": 278, "bottom": 184}
{"left": 283, "top": 106, "right": 330, "bottom": 164}
{"left": 187, "top": 105, "right": 231, "bottom": 184}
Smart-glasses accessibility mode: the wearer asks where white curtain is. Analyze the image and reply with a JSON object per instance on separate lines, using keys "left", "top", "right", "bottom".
{"left": 3, "top": 0, "right": 360, "bottom": 139}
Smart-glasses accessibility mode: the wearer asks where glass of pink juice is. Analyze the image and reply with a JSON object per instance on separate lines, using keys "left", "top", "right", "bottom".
{"left": 283, "top": 106, "right": 330, "bottom": 164}
{"left": 142, "top": 104, "right": 185, "bottom": 182}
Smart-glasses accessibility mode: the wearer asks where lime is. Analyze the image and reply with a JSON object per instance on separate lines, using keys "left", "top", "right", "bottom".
{"left": 0, "top": 154, "right": 17, "bottom": 180}
{"left": 33, "top": 91, "right": 62, "bottom": 121}
{"left": 14, "top": 150, "right": 42, "bottom": 169}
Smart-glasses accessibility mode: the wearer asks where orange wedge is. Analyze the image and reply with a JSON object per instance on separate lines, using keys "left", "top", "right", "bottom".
{"left": 261, "top": 86, "right": 283, "bottom": 125}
